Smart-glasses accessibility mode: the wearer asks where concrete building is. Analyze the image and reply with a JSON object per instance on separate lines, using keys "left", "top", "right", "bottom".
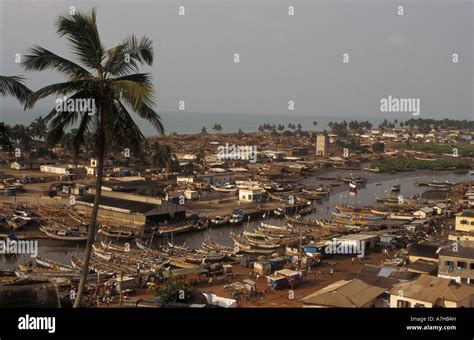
{"left": 74, "top": 191, "right": 186, "bottom": 232}
{"left": 239, "top": 187, "right": 265, "bottom": 203}
{"left": 455, "top": 210, "right": 474, "bottom": 233}
{"left": 301, "top": 279, "right": 386, "bottom": 308}
{"left": 315, "top": 133, "right": 329, "bottom": 157}
{"left": 389, "top": 275, "right": 474, "bottom": 308}
{"left": 438, "top": 242, "right": 474, "bottom": 284}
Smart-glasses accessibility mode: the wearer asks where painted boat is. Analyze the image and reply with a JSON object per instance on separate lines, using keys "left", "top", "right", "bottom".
{"left": 210, "top": 215, "right": 229, "bottom": 226}
{"left": 168, "top": 257, "right": 200, "bottom": 269}
{"left": 6, "top": 217, "right": 28, "bottom": 230}
{"left": 229, "top": 208, "right": 244, "bottom": 224}
{"left": 39, "top": 225, "right": 88, "bottom": 242}
{"left": 35, "top": 256, "right": 74, "bottom": 272}
{"left": 13, "top": 210, "right": 37, "bottom": 221}
{"left": 158, "top": 221, "right": 195, "bottom": 235}
{"left": 260, "top": 222, "right": 289, "bottom": 231}
{"left": 98, "top": 227, "right": 135, "bottom": 239}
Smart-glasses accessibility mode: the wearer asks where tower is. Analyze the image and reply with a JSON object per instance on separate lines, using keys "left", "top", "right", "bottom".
{"left": 316, "top": 133, "right": 329, "bottom": 157}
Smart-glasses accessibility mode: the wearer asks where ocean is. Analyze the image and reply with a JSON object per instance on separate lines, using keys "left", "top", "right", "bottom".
{"left": 144, "top": 112, "right": 387, "bottom": 136}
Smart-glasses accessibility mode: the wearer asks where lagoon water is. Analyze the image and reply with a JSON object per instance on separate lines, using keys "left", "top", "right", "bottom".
{"left": 2, "top": 170, "right": 470, "bottom": 270}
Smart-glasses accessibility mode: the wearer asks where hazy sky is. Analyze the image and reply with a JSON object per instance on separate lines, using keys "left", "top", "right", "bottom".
{"left": 0, "top": 0, "right": 472, "bottom": 127}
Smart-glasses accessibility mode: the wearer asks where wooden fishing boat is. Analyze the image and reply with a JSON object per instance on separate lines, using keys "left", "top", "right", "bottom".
{"left": 67, "top": 210, "right": 88, "bottom": 225}
{"left": 158, "top": 221, "right": 195, "bottom": 235}
{"left": 260, "top": 222, "right": 289, "bottom": 231}
{"left": 243, "top": 229, "right": 267, "bottom": 239}
{"left": 39, "top": 225, "right": 87, "bottom": 242}
{"left": 286, "top": 217, "right": 320, "bottom": 228}
{"left": 331, "top": 211, "right": 386, "bottom": 221}
{"left": 339, "top": 176, "right": 367, "bottom": 183}
{"left": 335, "top": 205, "right": 374, "bottom": 214}
{"left": 15, "top": 268, "right": 82, "bottom": 281}
{"left": 210, "top": 184, "right": 238, "bottom": 193}
{"left": 100, "top": 240, "right": 136, "bottom": 253}
{"left": 92, "top": 244, "right": 113, "bottom": 261}
{"left": 201, "top": 241, "right": 232, "bottom": 253}
{"left": 414, "top": 180, "right": 428, "bottom": 186}
{"left": 70, "top": 256, "right": 114, "bottom": 276}
{"left": 302, "top": 187, "right": 331, "bottom": 195}
{"left": 5, "top": 217, "right": 28, "bottom": 230}
{"left": 362, "top": 167, "right": 380, "bottom": 172}
{"left": 98, "top": 227, "right": 135, "bottom": 240}
{"left": 210, "top": 215, "right": 229, "bottom": 226}
{"left": 169, "top": 257, "right": 200, "bottom": 269}
{"left": 35, "top": 256, "right": 74, "bottom": 272}
{"left": 229, "top": 208, "right": 244, "bottom": 224}
{"left": 317, "top": 175, "right": 337, "bottom": 180}
{"left": 243, "top": 235, "right": 281, "bottom": 249}
{"left": 13, "top": 210, "right": 37, "bottom": 221}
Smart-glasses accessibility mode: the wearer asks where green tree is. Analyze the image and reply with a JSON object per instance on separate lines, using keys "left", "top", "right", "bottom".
{"left": 372, "top": 142, "right": 385, "bottom": 153}
{"left": 22, "top": 8, "right": 163, "bottom": 307}
{"left": 30, "top": 116, "right": 48, "bottom": 141}
{"left": 152, "top": 275, "right": 192, "bottom": 304}
{"left": 151, "top": 141, "right": 175, "bottom": 171}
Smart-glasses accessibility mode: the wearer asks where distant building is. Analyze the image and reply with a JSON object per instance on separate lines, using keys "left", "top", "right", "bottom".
{"left": 315, "top": 133, "right": 329, "bottom": 157}
{"left": 10, "top": 160, "right": 45, "bottom": 170}
{"left": 455, "top": 210, "right": 474, "bottom": 233}
{"left": 239, "top": 187, "right": 265, "bottom": 203}
{"left": 413, "top": 206, "right": 433, "bottom": 219}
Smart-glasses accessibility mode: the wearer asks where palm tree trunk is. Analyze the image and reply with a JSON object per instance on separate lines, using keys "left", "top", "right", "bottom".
{"left": 73, "top": 134, "right": 105, "bottom": 307}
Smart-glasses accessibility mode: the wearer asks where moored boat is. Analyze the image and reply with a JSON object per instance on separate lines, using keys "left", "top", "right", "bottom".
{"left": 39, "top": 225, "right": 88, "bottom": 242}
{"left": 229, "top": 208, "right": 244, "bottom": 224}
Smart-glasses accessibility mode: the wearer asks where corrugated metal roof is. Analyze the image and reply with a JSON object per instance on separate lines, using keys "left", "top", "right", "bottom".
{"left": 301, "top": 279, "right": 385, "bottom": 307}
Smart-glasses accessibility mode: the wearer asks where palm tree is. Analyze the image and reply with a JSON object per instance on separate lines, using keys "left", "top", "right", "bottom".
{"left": 30, "top": 116, "right": 48, "bottom": 141}
{"left": 151, "top": 141, "right": 175, "bottom": 171}
{"left": 22, "top": 8, "right": 164, "bottom": 307}
{"left": 0, "top": 76, "right": 32, "bottom": 152}
{"left": 0, "top": 75, "right": 32, "bottom": 104}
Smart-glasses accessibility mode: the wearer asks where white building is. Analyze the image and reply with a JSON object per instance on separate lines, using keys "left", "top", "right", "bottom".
{"left": 239, "top": 188, "right": 265, "bottom": 203}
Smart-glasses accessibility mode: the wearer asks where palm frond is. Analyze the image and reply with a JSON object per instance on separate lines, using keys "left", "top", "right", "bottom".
{"left": 104, "top": 35, "right": 154, "bottom": 76}
{"left": 56, "top": 8, "right": 104, "bottom": 70}
{"left": 0, "top": 75, "right": 32, "bottom": 104}
{"left": 107, "top": 100, "right": 146, "bottom": 153}
{"left": 26, "top": 80, "right": 94, "bottom": 108}
{"left": 110, "top": 79, "right": 155, "bottom": 111}
{"left": 23, "top": 46, "right": 92, "bottom": 78}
